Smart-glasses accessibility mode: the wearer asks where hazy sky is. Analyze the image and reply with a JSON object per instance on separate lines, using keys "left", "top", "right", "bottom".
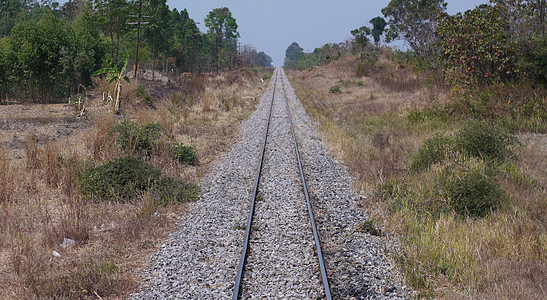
{"left": 169, "top": 0, "right": 489, "bottom": 66}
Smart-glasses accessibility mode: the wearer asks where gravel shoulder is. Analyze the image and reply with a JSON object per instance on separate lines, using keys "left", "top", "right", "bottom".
{"left": 132, "top": 69, "right": 410, "bottom": 299}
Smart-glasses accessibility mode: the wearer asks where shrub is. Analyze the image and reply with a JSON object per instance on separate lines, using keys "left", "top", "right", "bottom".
{"left": 329, "top": 85, "right": 342, "bottom": 94}
{"left": 410, "top": 133, "right": 452, "bottom": 172}
{"left": 109, "top": 120, "right": 166, "bottom": 155}
{"left": 454, "top": 122, "right": 518, "bottom": 162}
{"left": 77, "top": 157, "right": 198, "bottom": 204}
{"left": 171, "top": 143, "right": 198, "bottom": 165}
{"left": 439, "top": 166, "right": 505, "bottom": 218}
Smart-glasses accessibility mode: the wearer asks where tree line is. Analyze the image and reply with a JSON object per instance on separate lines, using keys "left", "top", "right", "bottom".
{"left": 284, "top": 0, "right": 546, "bottom": 87}
{"left": 0, "top": 0, "right": 273, "bottom": 102}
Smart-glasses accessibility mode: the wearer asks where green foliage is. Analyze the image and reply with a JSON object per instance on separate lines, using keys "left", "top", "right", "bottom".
{"left": 94, "top": 49, "right": 130, "bottom": 113}
{"left": 437, "top": 5, "right": 516, "bottom": 86}
{"left": 204, "top": 7, "right": 239, "bottom": 71}
{"left": 0, "top": 0, "right": 24, "bottom": 37}
{"left": 382, "top": 0, "right": 447, "bottom": 57}
{"left": 329, "top": 85, "right": 342, "bottom": 94}
{"left": 410, "top": 133, "right": 452, "bottom": 172}
{"left": 109, "top": 120, "right": 166, "bottom": 155}
{"left": 454, "top": 122, "right": 518, "bottom": 162}
{"left": 170, "top": 142, "right": 198, "bottom": 165}
{"left": 370, "top": 16, "right": 387, "bottom": 46}
{"left": 407, "top": 107, "right": 447, "bottom": 123}
{"left": 284, "top": 42, "right": 304, "bottom": 67}
{"left": 77, "top": 157, "right": 198, "bottom": 204}
{"left": 351, "top": 26, "right": 371, "bottom": 50}
{"left": 439, "top": 166, "right": 505, "bottom": 218}
{"left": 6, "top": 9, "right": 104, "bottom": 101}
{"left": 516, "top": 35, "right": 547, "bottom": 85}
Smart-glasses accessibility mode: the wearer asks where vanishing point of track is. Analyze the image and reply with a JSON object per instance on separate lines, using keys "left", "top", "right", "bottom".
{"left": 232, "top": 70, "right": 332, "bottom": 299}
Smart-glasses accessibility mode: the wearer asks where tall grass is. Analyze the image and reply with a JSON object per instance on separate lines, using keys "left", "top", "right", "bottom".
{"left": 290, "top": 59, "right": 546, "bottom": 298}
{"left": 0, "top": 149, "right": 13, "bottom": 203}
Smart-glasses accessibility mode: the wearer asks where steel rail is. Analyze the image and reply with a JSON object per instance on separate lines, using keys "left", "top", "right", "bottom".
{"left": 232, "top": 71, "right": 278, "bottom": 300}
{"left": 281, "top": 73, "right": 332, "bottom": 300}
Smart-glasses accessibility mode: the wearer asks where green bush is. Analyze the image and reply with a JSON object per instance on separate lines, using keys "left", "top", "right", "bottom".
{"left": 410, "top": 133, "right": 452, "bottom": 172}
{"left": 171, "top": 142, "right": 198, "bottom": 165}
{"left": 454, "top": 122, "right": 518, "bottom": 162}
{"left": 109, "top": 120, "right": 166, "bottom": 155}
{"left": 329, "top": 85, "right": 342, "bottom": 94}
{"left": 77, "top": 157, "right": 198, "bottom": 204}
{"left": 439, "top": 166, "right": 505, "bottom": 218}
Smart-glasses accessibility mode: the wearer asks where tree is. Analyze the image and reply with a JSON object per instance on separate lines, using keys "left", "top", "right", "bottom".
{"left": 370, "top": 16, "right": 387, "bottom": 46}
{"left": 144, "top": 0, "right": 172, "bottom": 74}
{"left": 284, "top": 42, "right": 303, "bottom": 67}
{"left": 382, "top": 0, "right": 447, "bottom": 58}
{"left": 93, "top": 50, "right": 130, "bottom": 114}
{"left": 91, "top": 0, "right": 131, "bottom": 63}
{"left": 256, "top": 51, "right": 273, "bottom": 67}
{"left": 204, "top": 7, "right": 239, "bottom": 72}
{"left": 0, "top": 0, "right": 25, "bottom": 37}
{"left": 351, "top": 26, "right": 371, "bottom": 51}
{"left": 490, "top": 0, "right": 546, "bottom": 37}
{"left": 437, "top": 5, "right": 516, "bottom": 86}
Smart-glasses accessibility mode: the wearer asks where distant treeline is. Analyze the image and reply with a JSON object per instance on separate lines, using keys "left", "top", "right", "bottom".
{"left": 284, "top": 0, "right": 546, "bottom": 87}
{"left": 0, "top": 0, "right": 273, "bottom": 102}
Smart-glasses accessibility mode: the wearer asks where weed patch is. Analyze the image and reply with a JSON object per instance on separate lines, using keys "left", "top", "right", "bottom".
{"left": 329, "top": 85, "right": 342, "bottom": 94}
{"left": 77, "top": 157, "right": 198, "bottom": 204}
{"left": 170, "top": 142, "right": 198, "bottom": 165}
{"left": 454, "top": 122, "right": 519, "bottom": 162}
{"left": 410, "top": 133, "right": 452, "bottom": 172}
{"left": 109, "top": 120, "right": 166, "bottom": 156}
{"left": 439, "top": 165, "right": 506, "bottom": 218}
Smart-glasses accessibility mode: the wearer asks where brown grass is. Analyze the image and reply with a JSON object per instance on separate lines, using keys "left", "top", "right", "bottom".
{"left": 0, "top": 149, "right": 13, "bottom": 203}
{"left": 0, "top": 67, "right": 272, "bottom": 299}
{"left": 289, "top": 57, "right": 546, "bottom": 298}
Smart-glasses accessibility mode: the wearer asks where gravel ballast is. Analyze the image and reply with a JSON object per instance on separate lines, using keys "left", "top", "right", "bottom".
{"left": 132, "top": 69, "right": 410, "bottom": 299}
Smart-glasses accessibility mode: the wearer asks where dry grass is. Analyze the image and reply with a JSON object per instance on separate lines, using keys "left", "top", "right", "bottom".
{"left": 0, "top": 67, "right": 273, "bottom": 299}
{"left": 289, "top": 57, "right": 546, "bottom": 298}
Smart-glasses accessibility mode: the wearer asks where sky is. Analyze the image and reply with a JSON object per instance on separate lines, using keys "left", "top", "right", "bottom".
{"left": 168, "top": 0, "right": 490, "bottom": 66}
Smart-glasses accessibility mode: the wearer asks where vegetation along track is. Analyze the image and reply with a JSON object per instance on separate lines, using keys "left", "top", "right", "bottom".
{"left": 133, "top": 69, "right": 409, "bottom": 299}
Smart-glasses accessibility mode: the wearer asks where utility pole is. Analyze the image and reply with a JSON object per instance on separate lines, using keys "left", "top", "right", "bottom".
{"left": 134, "top": 0, "right": 142, "bottom": 79}
{"left": 129, "top": 1, "right": 149, "bottom": 79}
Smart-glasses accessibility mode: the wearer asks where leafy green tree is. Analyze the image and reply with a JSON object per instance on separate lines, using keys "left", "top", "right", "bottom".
{"left": 8, "top": 9, "right": 72, "bottom": 101}
{"left": 204, "top": 7, "right": 239, "bottom": 72}
{"left": 0, "top": 0, "right": 25, "bottom": 37}
{"left": 382, "top": 0, "right": 447, "bottom": 58}
{"left": 257, "top": 51, "right": 273, "bottom": 67}
{"left": 284, "top": 42, "right": 304, "bottom": 67}
{"left": 93, "top": 50, "right": 130, "bottom": 114}
{"left": 91, "top": 0, "right": 131, "bottom": 63}
{"left": 351, "top": 26, "right": 371, "bottom": 51}
{"left": 0, "top": 37, "right": 7, "bottom": 96}
{"left": 437, "top": 5, "right": 517, "bottom": 86}
{"left": 144, "top": 0, "right": 172, "bottom": 73}
{"left": 370, "top": 16, "right": 387, "bottom": 46}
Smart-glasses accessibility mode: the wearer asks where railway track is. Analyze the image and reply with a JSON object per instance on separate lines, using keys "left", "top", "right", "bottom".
{"left": 232, "top": 69, "right": 331, "bottom": 299}
{"left": 133, "top": 67, "right": 409, "bottom": 300}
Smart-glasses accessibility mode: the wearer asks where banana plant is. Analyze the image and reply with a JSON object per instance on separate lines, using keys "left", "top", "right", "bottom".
{"left": 93, "top": 51, "right": 130, "bottom": 114}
